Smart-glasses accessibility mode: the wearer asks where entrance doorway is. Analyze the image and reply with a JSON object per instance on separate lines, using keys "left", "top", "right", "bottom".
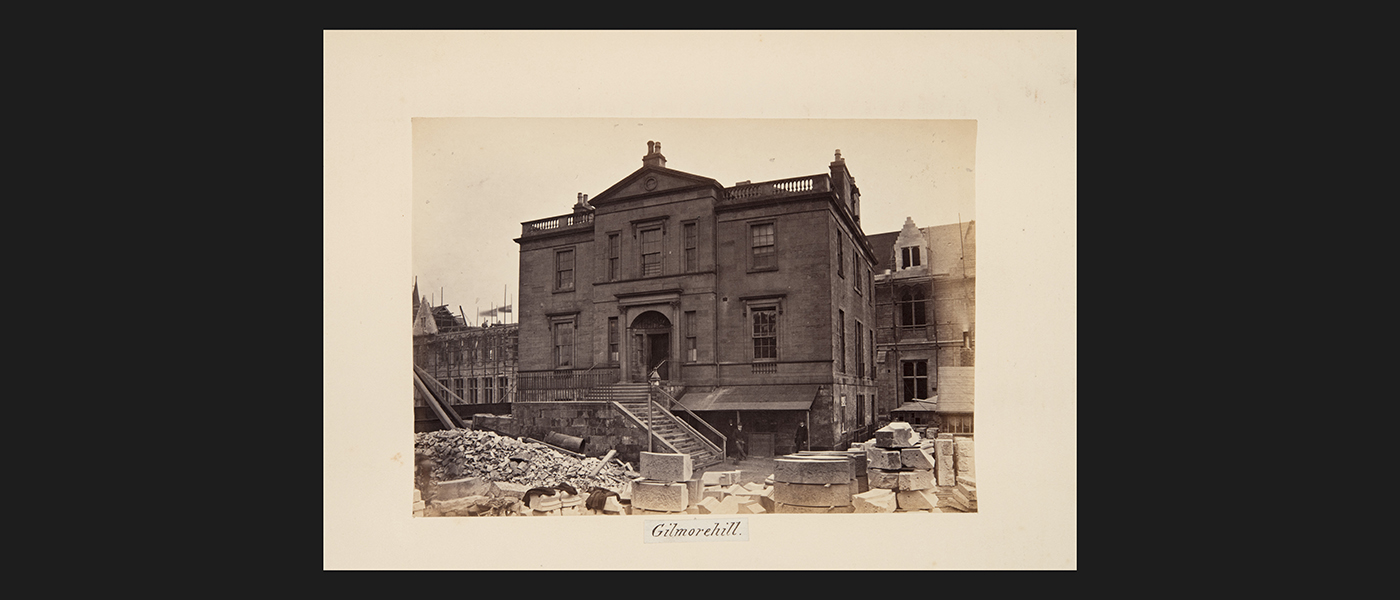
{"left": 629, "top": 310, "right": 672, "bottom": 382}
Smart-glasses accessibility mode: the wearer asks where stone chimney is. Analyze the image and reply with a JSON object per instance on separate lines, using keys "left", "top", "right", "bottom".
{"left": 643, "top": 140, "right": 667, "bottom": 168}
{"left": 829, "top": 149, "right": 851, "bottom": 208}
{"left": 572, "top": 192, "right": 594, "bottom": 217}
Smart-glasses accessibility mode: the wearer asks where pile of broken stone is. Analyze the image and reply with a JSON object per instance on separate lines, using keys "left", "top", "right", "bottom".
{"left": 414, "top": 428, "right": 635, "bottom": 517}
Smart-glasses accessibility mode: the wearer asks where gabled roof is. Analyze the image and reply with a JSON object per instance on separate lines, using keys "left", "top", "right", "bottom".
{"left": 588, "top": 165, "right": 724, "bottom": 206}
{"left": 866, "top": 219, "right": 975, "bottom": 275}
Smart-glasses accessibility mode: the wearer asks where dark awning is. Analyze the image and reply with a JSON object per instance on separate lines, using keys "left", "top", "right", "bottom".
{"left": 678, "top": 385, "right": 820, "bottom": 412}
{"left": 891, "top": 398, "right": 940, "bottom": 412}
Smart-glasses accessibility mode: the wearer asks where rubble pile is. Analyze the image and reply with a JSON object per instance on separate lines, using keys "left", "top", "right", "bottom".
{"left": 414, "top": 428, "right": 630, "bottom": 493}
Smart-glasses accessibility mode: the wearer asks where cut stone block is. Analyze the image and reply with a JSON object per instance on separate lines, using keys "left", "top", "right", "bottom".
{"left": 697, "top": 496, "right": 723, "bottom": 514}
{"left": 685, "top": 505, "right": 701, "bottom": 514}
{"left": 529, "top": 494, "right": 562, "bottom": 512}
{"left": 866, "top": 447, "right": 903, "bottom": 470}
{"left": 740, "top": 502, "right": 767, "bottom": 515}
{"left": 934, "top": 438, "right": 956, "bottom": 486}
{"left": 493, "top": 481, "right": 530, "bottom": 499}
{"left": 951, "top": 487, "right": 976, "bottom": 510}
{"left": 725, "top": 483, "right": 747, "bottom": 496}
{"left": 773, "top": 481, "right": 853, "bottom": 507}
{"left": 640, "top": 451, "right": 693, "bottom": 482}
{"left": 743, "top": 482, "right": 765, "bottom": 492}
{"left": 898, "top": 469, "right": 935, "bottom": 491}
{"left": 684, "top": 479, "right": 702, "bottom": 507}
{"left": 896, "top": 488, "right": 940, "bottom": 511}
{"left": 430, "top": 495, "right": 487, "bottom": 516}
{"left": 758, "top": 488, "right": 776, "bottom": 513}
{"left": 773, "top": 503, "right": 855, "bottom": 514}
{"left": 852, "top": 488, "right": 897, "bottom": 513}
{"left": 874, "top": 422, "right": 920, "bottom": 448}
{"left": 957, "top": 474, "right": 976, "bottom": 488}
{"left": 634, "top": 507, "right": 684, "bottom": 515}
{"left": 632, "top": 481, "right": 689, "bottom": 512}
{"left": 956, "top": 482, "right": 977, "bottom": 502}
{"left": 413, "top": 488, "right": 421, "bottom": 502}
{"left": 412, "top": 500, "right": 426, "bottom": 511}
{"left": 707, "top": 496, "right": 742, "bottom": 514}
{"left": 955, "top": 437, "right": 975, "bottom": 478}
{"left": 435, "top": 477, "right": 497, "bottom": 501}
{"left": 855, "top": 476, "right": 868, "bottom": 494}
{"left": 701, "top": 470, "right": 741, "bottom": 486}
{"left": 795, "top": 451, "right": 864, "bottom": 478}
{"left": 867, "top": 468, "right": 902, "bottom": 490}
{"left": 701, "top": 471, "right": 723, "bottom": 485}
{"left": 900, "top": 447, "right": 936, "bottom": 470}
{"left": 775, "top": 457, "right": 854, "bottom": 484}
{"left": 703, "top": 486, "right": 727, "bottom": 501}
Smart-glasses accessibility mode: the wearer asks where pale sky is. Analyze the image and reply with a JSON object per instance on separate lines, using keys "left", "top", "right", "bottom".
{"left": 412, "top": 118, "right": 976, "bottom": 322}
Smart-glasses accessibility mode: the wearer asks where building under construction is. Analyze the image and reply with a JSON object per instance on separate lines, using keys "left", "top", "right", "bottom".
{"left": 412, "top": 284, "right": 518, "bottom": 432}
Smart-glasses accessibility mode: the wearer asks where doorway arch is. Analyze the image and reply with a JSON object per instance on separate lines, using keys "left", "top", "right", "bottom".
{"left": 629, "top": 310, "right": 672, "bottom": 382}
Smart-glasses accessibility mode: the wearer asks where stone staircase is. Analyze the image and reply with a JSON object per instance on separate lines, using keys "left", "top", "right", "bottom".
{"left": 584, "top": 382, "right": 723, "bottom": 469}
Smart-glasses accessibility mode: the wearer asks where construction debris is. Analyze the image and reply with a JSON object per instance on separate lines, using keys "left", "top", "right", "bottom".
{"left": 414, "top": 428, "right": 632, "bottom": 516}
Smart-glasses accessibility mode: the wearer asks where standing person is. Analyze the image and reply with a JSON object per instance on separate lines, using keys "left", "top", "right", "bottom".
{"left": 795, "top": 421, "right": 808, "bottom": 452}
{"left": 733, "top": 423, "right": 748, "bottom": 463}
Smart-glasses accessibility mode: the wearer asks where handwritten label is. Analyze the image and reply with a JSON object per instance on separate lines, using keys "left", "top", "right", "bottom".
{"left": 643, "top": 518, "right": 749, "bottom": 543}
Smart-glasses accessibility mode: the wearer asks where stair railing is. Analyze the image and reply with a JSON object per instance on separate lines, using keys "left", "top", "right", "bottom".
{"left": 608, "top": 401, "right": 684, "bottom": 455}
{"left": 650, "top": 386, "right": 726, "bottom": 462}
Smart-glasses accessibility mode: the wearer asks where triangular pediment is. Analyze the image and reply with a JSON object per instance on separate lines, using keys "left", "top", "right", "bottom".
{"left": 590, "top": 166, "right": 723, "bottom": 205}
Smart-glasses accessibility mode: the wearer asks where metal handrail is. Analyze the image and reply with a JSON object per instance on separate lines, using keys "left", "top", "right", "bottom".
{"left": 608, "top": 401, "right": 683, "bottom": 455}
{"left": 651, "top": 386, "right": 726, "bottom": 462}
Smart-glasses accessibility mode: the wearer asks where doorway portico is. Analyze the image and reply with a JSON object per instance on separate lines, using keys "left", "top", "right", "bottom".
{"left": 616, "top": 290, "right": 682, "bottom": 384}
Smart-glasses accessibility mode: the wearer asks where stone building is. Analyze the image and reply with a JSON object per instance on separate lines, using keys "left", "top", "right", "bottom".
{"left": 867, "top": 218, "right": 975, "bottom": 436}
{"left": 412, "top": 286, "right": 518, "bottom": 432}
{"left": 514, "top": 142, "right": 879, "bottom": 453}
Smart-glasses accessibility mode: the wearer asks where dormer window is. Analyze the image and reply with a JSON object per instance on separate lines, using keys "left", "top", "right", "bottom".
{"left": 901, "top": 246, "right": 921, "bottom": 269}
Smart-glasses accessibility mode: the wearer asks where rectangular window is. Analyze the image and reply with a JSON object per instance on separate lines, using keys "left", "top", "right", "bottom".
{"left": 902, "top": 246, "right": 921, "bottom": 268}
{"left": 752, "top": 307, "right": 777, "bottom": 361}
{"left": 856, "top": 321, "right": 865, "bottom": 378}
{"left": 438, "top": 379, "right": 450, "bottom": 395}
{"left": 685, "top": 310, "right": 697, "bottom": 363}
{"left": 838, "top": 309, "right": 846, "bottom": 373}
{"left": 857, "top": 393, "right": 865, "bottom": 428}
{"left": 837, "top": 232, "right": 845, "bottom": 278}
{"left": 608, "top": 234, "right": 620, "bottom": 281}
{"left": 640, "top": 227, "right": 662, "bottom": 277}
{"left": 555, "top": 249, "right": 575, "bottom": 291}
{"left": 683, "top": 222, "right": 697, "bottom": 273}
{"left": 870, "top": 330, "right": 876, "bottom": 380}
{"left": 854, "top": 256, "right": 862, "bottom": 293}
{"left": 751, "top": 223, "right": 775, "bottom": 270}
{"left": 453, "top": 378, "right": 464, "bottom": 401}
{"left": 902, "top": 361, "right": 929, "bottom": 400}
{"left": 608, "top": 317, "right": 619, "bottom": 363}
{"left": 483, "top": 377, "right": 493, "bottom": 403}
{"left": 554, "top": 321, "right": 573, "bottom": 368}
{"left": 469, "top": 378, "right": 479, "bottom": 403}
{"left": 499, "top": 376, "right": 509, "bottom": 402}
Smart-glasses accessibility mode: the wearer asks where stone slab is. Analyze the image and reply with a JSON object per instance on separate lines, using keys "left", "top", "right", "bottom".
{"left": 632, "top": 480, "right": 689, "bottom": 512}
{"left": 773, "top": 503, "right": 855, "bottom": 514}
{"left": 874, "top": 422, "right": 920, "bottom": 448}
{"left": 739, "top": 502, "right": 767, "bottom": 514}
{"left": 705, "top": 496, "right": 742, "bottom": 515}
{"left": 855, "top": 476, "right": 868, "bottom": 494}
{"left": 413, "top": 500, "right": 426, "bottom": 511}
{"left": 773, "top": 481, "right": 853, "bottom": 507}
{"left": 701, "top": 470, "right": 741, "bottom": 486}
{"left": 413, "top": 488, "right": 421, "bottom": 502}
{"left": 933, "top": 438, "right": 956, "bottom": 486}
{"left": 900, "top": 447, "right": 936, "bottom": 470}
{"left": 956, "top": 482, "right": 977, "bottom": 502}
{"left": 896, "top": 488, "right": 940, "bottom": 511}
{"left": 866, "top": 447, "right": 903, "bottom": 470}
{"left": 852, "top": 488, "right": 897, "bottom": 513}
{"left": 529, "top": 494, "right": 562, "bottom": 512}
{"left": 774, "top": 456, "right": 854, "bottom": 484}
{"left": 795, "top": 451, "right": 864, "bottom": 477}
{"left": 955, "top": 437, "right": 976, "bottom": 479}
{"left": 640, "top": 451, "right": 693, "bottom": 483}
{"left": 957, "top": 474, "right": 976, "bottom": 487}
{"left": 703, "top": 486, "right": 727, "bottom": 501}
{"left": 758, "top": 488, "right": 776, "bottom": 513}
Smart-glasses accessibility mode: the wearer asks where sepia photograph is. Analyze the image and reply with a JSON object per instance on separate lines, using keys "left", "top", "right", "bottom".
{"left": 410, "top": 118, "right": 977, "bottom": 518}
{"left": 324, "top": 30, "right": 1075, "bottom": 570}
